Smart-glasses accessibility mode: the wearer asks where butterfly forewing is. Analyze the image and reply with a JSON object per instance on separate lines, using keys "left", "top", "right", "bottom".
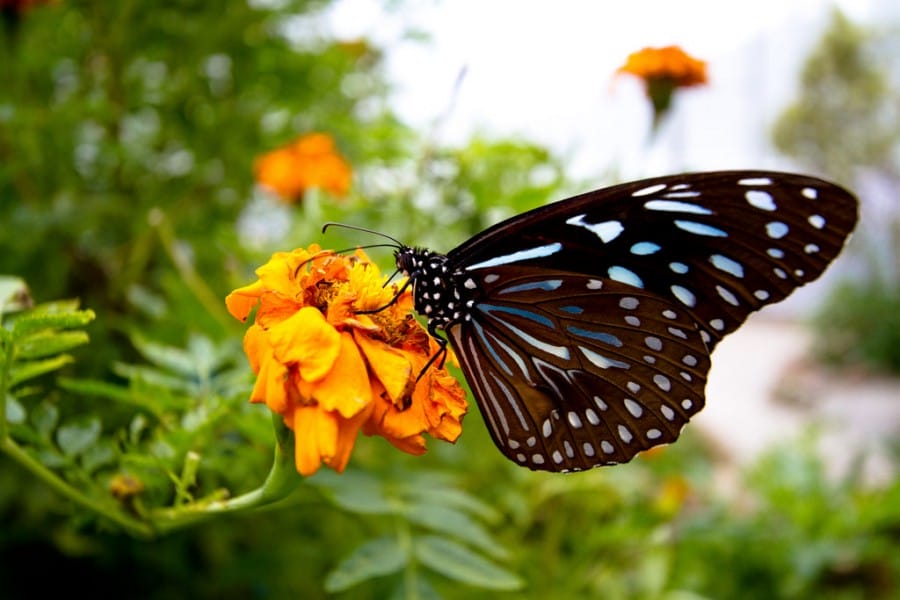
{"left": 447, "top": 267, "right": 710, "bottom": 471}
{"left": 448, "top": 171, "right": 858, "bottom": 348}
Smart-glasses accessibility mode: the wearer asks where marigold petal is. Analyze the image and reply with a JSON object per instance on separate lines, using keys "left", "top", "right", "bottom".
{"left": 353, "top": 330, "right": 414, "bottom": 405}
{"left": 382, "top": 433, "right": 428, "bottom": 456}
{"left": 293, "top": 406, "right": 335, "bottom": 476}
{"left": 312, "top": 332, "right": 373, "bottom": 418}
{"left": 225, "top": 281, "right": 265, "bottom": 321}
{"left": 327, "top": 403, "right": 373, "bottom": 473}
{"left": 269, "top": 307, "right": 341, "bottom": 383}
{"left": 251, "top": 357, "right": 289, "bottom": 414}
{"left": 292, "top": 403, "right": 372, "bottom": 476}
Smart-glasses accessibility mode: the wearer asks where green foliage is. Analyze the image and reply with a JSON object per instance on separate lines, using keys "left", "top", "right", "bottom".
{"left": 772, "top": 9, "right": 900, "bottom": 375}
{"left": 313, "top": 470, "right": 521, "bottom": 595}
{"left": 772, "top": 9, "right": 900, "bottom": 183}
{"left": 813, "top": 279, "right": 900, "bottom": 373}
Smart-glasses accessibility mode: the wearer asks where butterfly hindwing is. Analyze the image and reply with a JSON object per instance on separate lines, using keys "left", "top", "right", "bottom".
{"left": 446, "top": 267, "right": 710, "bottom": 471}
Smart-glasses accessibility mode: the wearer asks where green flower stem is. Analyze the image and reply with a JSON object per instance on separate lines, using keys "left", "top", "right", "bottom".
{"left": 149, "top": 208, "right": 233, "bottom": 330}
{"left": 1, "top": 437, "right": 156, "bottom": 539}
{"left": 150, "top": 413, "right": 300, "bottom": 534}
{"left": 5, "top": 404, "right": 301, "bottom": 538}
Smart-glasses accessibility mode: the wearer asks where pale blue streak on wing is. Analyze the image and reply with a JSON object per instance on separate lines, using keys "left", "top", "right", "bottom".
{"left": 566, "top": 326, "right": 623, "bottom": 347}
{"left": 478, "top": 303, "right": 555, "bottom": 328}
{"left": 674, "top": 220, "right": 728, "bottom": 238}
{"left": 497, "top": 279, "right": 564, "bottom": 295}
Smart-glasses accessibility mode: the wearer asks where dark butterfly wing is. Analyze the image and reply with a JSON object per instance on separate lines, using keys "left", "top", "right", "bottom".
{"left": 446, "top": 267, "right": 711, "bottom": 471}
{"left": 447, "top": 171, "right": 858, "bottom": 348}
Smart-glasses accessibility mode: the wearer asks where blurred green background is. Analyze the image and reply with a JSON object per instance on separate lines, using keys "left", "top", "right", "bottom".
{"left": 1, "top": 1, "right": 899, "bottom": 598}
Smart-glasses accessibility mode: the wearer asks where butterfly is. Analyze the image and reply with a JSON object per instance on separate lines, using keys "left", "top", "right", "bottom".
{"left": 339, "top": 171, "right": 858, "bottom": 472}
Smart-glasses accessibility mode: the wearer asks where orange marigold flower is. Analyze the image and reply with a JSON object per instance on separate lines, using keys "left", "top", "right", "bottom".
{"left": 227, "top": 245, "right": 468, "bottom": 476}
{"left": 617, "top": 46, "right": 707, "bottom": 128}
{"left": 618, "top": 45, "right": 707, "bottom": 88}
{"left": 253, "top": 133, "right": 352, "bottom": 203}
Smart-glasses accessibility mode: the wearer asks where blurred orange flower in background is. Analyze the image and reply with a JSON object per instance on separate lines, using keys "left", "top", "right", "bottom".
{"left": 617, "top": 46, "right": 708, "bottom": 129}
{"left": 253, "top": 133, "right": 352, "bottom": 203}
{"left": 226, "top": 246, "right": 467, "bottom": 476}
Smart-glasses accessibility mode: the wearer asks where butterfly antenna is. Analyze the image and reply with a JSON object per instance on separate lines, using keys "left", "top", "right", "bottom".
{"left": 322, "top": 222, "right": 404, "bottom": 248}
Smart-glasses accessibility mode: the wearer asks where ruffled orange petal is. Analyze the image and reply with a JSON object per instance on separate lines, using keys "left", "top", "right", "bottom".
{"left": 225, "top": 281, "right": 266, "bottom": 321}
{"left": 353, "top": 330, "right": 414, "bottom": 405}
{"left": 293, "top": 406, "right": 337, "bottom": 476}
{"left": 311, "top": 332, "right": 372, "bottom": 418}
{"left": 326, "top": 403, "right": 374, "bottom": 472}
{"left": 382, "top": 432, "right": 428, "bottom": 456}
{"left": 269, "top": 307, "right": 341, "bottom": 383}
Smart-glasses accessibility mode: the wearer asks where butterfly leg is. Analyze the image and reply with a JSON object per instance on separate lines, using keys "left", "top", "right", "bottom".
{"left": 414, "top": 320, "right": 450, "bottom": 381}
{"left": 357, "top": 274, "right": 415, "bottom": 315}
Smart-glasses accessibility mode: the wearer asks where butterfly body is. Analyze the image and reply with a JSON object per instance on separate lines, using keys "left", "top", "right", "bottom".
{"left": 393, "top": 171, "right": 858, "bottom": 472}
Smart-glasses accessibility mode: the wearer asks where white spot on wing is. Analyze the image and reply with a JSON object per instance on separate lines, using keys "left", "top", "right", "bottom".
{"left": 566, "top": 214, "right": 624, "bottom": 243}
{"left": 567, "top": 411, "right": 583, "bottom": 429}
{"left": 675, "top": 220, "right": 728, "bottom": 237}
{"left": 632, "top": 183, "right": 667, "bottom": 196}
{"left": 745, "top": 190, "right": 777, "bottom": 211}
{"left": 710, "top": 254, "right": 745, "bottom": 278}
{"left": 608, "top": 266, "right": 644, "bottom": 289}
{"left": 738, "top": 177, "right": 773, "bottom": 186}
{"left": 619, "top": 297, "right": 639, "bottom": 310}
{"left": 645, "top": 199, "right": 712, "bottom": 214}
{"left": 766, "top": 222, "right": 789, "bottom": 239}
{"left": 671, "top": 285, "right": 696, "bottom": 307}
{"left": 809, "top": 214, "right": 826, "bottom": 229}
{"left": 631, "top": 241, "right": 661, "bottom": 255}
{"left": 716, "top": 285, "right": 740, "bottom": 306}
{"left": 624, "top": 398, "right": 643, "bottom": 418}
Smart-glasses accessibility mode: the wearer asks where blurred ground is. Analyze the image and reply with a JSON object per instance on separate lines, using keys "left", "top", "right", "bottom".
{"left": 696, "top": 315, "right": 900, "bottom": 487}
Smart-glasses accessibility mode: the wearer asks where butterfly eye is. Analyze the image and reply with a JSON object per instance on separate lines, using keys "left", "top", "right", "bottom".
{"left": 395, "top": 171, "right": 857, "bottom": 472}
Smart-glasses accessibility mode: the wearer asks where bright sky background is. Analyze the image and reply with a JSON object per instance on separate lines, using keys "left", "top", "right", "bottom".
{"left": 326, "top": 0, "right": 879, "bottom": 181}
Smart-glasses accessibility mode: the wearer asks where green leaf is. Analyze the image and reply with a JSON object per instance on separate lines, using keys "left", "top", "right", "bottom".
{"left": 59, "top": 377, "right": 133, "bottom": 404}
{"left": 129, "top": 333, "right": 198, "bottom": 378}
{"left": 324, "top": 536, "right": 408, "bottom": 592}
{"left": 112, "top": 362, "right": 194, "bottom": 394}
{"left": 12, "top": 309, "right": 95, "bottom": 337}
{"left": 31, "top": 401, "right": 59, "bottom": 437}
{"left": 388, "top": 574, "right": 442, "bottom": 600}
{"left": 310, "top": 469, "right": 396, "bottom": 515}
{"left": 56, "top": 416, "right": 102, "bottom": 457}
{"left": 16, "top": 330, "right": 90, "bottom": 359}
{"left": 9, "top": 354, "right": 74, "bottom": 387}
{"left": 403, "top": 483, "right": 502, "bottom": 524}
{"left": 413, "top": 536, "right": 522, "bottom": 591}
{"left": 81, "top": 439, "right": 118, "bottom": 474}
{"left": 404, "top": 502, "right": 508, "bottom": 560}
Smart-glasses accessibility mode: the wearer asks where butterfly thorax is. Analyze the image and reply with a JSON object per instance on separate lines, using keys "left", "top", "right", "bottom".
{"left": 395, "top": 247, "right": 477, "bottom": 332}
